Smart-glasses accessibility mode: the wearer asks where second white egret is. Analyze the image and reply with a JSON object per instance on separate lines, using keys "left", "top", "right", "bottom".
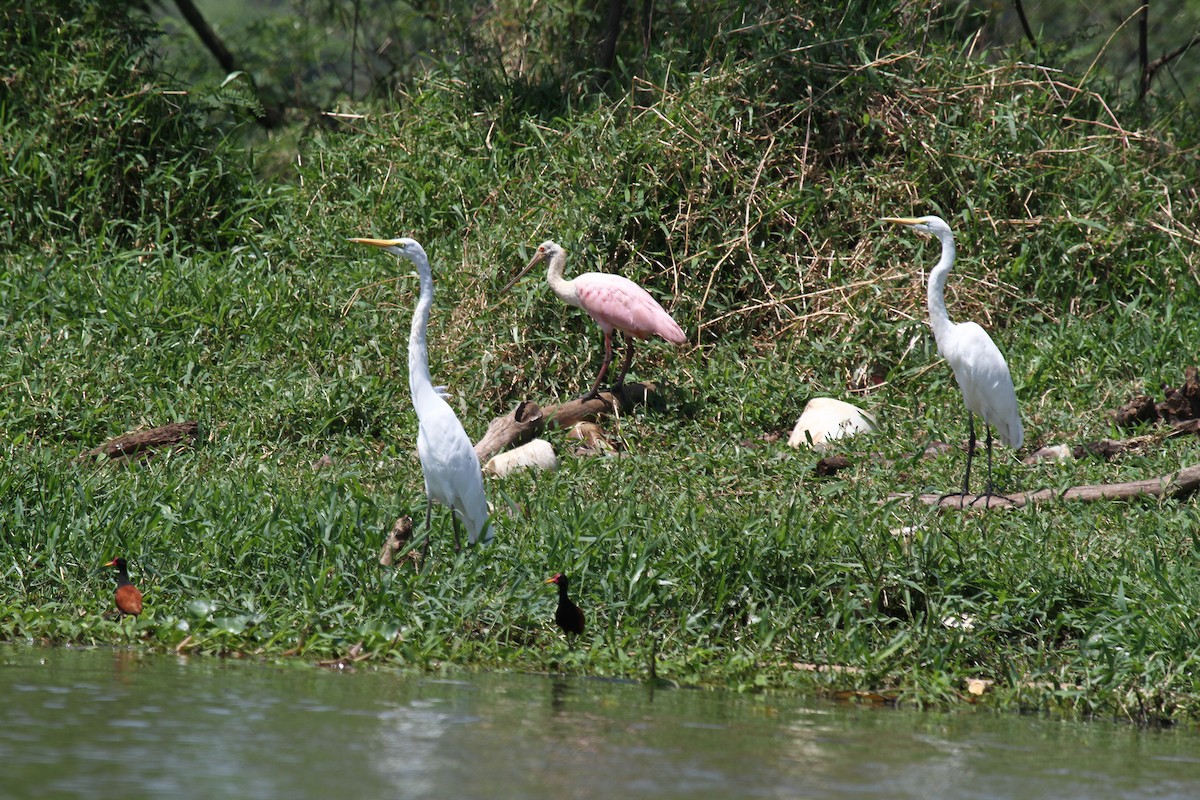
{"left": 883, "top": 215, "right": 1023, "bottom": 501}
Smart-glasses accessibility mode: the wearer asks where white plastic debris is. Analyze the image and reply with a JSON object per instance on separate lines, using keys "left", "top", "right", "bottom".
{"left": 484, "top": 438, "right": 558, "bottom": 477}
{"left": 788, "top": 397, "right": 876, "bottom": 450}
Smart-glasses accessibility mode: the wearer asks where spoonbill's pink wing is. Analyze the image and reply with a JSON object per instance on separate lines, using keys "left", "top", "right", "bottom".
{"left": 574, "top": 272, "right": 686, "bottom": 343}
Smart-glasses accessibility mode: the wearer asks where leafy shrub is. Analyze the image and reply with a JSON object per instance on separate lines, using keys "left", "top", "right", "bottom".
{"left": 0, "top": 0, "right": 260, "bottom": 250}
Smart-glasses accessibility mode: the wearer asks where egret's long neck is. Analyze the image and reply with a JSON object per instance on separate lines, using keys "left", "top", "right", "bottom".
{"left": 926, "top": 229, "right": 957, "bottom": 347}
{"left": 408, "top": 252, "right": 439, "bottom": 410}
{"left": 545, "top": 249, "right": 582, "bottom": 309}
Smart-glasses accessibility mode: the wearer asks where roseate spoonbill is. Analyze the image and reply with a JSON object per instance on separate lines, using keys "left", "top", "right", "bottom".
{"left": 545, "top": 572, "right": 585, "bottom": 641}
{"left": 104, "top": 557, "right": 143, "bottom": 616}
{"left": 883, "top": 216, "right": 1023, "bottom": 500}
{"left": 504, "top": 240, "right": 687, "bottom": 400}
{"left": 349, "top": 237, "right": 493, "bottom": 550}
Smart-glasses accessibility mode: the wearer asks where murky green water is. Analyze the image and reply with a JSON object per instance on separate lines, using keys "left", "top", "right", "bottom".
{"left": 2, "top": 643, "right": 1198, "bottom": 799}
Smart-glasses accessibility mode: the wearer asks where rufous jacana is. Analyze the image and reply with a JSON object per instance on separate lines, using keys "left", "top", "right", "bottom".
{"left": 545, "top": 573, "right": 584, "bottom": 641}
{"left": 104, "top": 557, "right": 143, "bottom": 617}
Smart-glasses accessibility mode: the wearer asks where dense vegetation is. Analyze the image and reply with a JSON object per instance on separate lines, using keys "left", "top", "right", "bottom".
{"left": 2, "top": 1, "right": 1199, "bottom": 724}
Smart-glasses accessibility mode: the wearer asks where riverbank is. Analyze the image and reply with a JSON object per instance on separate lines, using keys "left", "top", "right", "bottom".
{"left": 3, "top": 1, "right": 1199, "bottom": 725}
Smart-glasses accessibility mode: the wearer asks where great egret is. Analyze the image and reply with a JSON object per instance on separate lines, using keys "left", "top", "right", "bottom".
{"left": 349, "top": 237, "right": 493, "bottom": 550}
{"left": 503, "top": 240, "right": 687, "bottom": 400}
{"left": 545, "top": 573, "right": 585, "bottom": 641}
{"left": 883, "top": 215, "right": 1023, "bottom": 500}
{"left": 104, "top": 557, "right": 143, "bottom": 616}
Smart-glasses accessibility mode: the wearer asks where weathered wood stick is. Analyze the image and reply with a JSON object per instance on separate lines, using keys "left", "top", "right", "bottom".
{"left": 899, "top": 462, "right": 1200, "bottom": 509}
{"left": 542, "top": 382, "right": 659, "bottom": 429}
{"left": 474, "top": 382, "right": 663, "bottom": 459}
{"left": 79, "top": 421, "right": 199, "bottom": 461}
{"left": 474, "top": 400, "right": 545, "bottom": 464}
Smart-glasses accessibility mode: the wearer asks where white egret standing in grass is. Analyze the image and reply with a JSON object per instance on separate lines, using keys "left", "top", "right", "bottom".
{"left": 349, "top": 237, "right": 493, "bottom": 550}
{"left": 883, "top": 216, "right": 1023, "bottom": 500}
{"left": 503, "top": 240, "right": 687, "bottom": 400}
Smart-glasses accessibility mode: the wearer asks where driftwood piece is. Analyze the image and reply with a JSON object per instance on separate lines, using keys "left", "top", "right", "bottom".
{"left": 542, "top": 394, "right": 622, "bottom": 430}
{"left": 542, "top": 382, "right": 660, "bottom": 430}
{"left": 484, "top": 439, "right": 558, "bottom": 476}
{"left": 79, "top": 421, "right": 199, "bottom": 461}
{"left": 899, "top": 463, "right": 1200, "bottom": 509}
{"left": 473, "top": 401, "right": 545, "bottom": 464}
{"left": 474, "top": 383, "right": 663, "bottom": 460}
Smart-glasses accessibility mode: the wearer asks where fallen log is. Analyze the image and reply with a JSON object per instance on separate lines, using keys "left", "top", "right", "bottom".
{"left": 474, "top": 382, "right": 662, "bottom": 459}
{"left": 542, "top": 381, "right": 660, "bottom": 429}
{"left": 898, "top": 462, "right": 1200, "bottom": 508}
{"left": 79, "top": 421, "right": 199, "bottom": 461}
{"left": 474, "top": 400, "right": 544, "bottom": 464}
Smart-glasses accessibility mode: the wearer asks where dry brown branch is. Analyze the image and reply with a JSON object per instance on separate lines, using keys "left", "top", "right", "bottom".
{"left": 1138, "top": 0, "right": 1150, "bottom": 98}
{"left": 473, "top": 401, "right": 545, "bottom": 464}
{"left": 79, "top": 421, "right": 199, "bottom": 462}
{"left": 899, "top": 463, "right": 1200, "bottom": 509}
{"left": 1014, "top": 0, "right": 1037, "bottom": 47}
{"left": 1149, "top": 219, "right": 1200, "bottom": 249}
{"left": 475, "top": 383, "right": 664, "bottom": 459}
{"left": 1142, "top": 31, "right": 1200, "bottom": 98}
{"left": 339, "top": 275, "right": 408, "bottom": 317}
{"left": 171, "top": 0, "right": 282, "bottom": 128}
{"left": 543, "top": 382, "right": 661, "bottom": 429}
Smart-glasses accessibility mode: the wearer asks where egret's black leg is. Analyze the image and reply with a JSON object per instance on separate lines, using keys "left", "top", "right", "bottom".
{"left": 985, "top": 425, "right": 995, "bottom": 495}
{"left": 970, "top": 424, "right": 1015, "bottom": 507}
{"left": 962, "top": 412, "right": 977, "bottom": 497}
{"left": 936, "top": 413, "right": 976, "bottom": 506}
{"left": 420, "top": 501, "right": 434, "bottom": 562}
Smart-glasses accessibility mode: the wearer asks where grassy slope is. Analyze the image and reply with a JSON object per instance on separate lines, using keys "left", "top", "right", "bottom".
{"left": 3, "top": 4, "right": 1200, "bottom": 723}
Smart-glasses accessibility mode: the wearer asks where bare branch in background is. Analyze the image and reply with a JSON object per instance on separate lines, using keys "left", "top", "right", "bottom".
{"left": 171, "top": 0, "right": 283, "bottom": 128}
{"left": 1143, "top": 31, "right": 1200, "bottom": 98}
{"left": 1138, "top": 0, "right": 1150, "bottom": 98}
{"left": 598, "top": 0, "right": 625, "bottom": 86}
{"left": 1013, "top": 0, "right": 1036, "bottom": 47}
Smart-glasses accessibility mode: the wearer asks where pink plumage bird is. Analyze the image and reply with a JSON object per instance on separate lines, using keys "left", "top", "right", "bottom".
{"left": 505, "top": 240, "right": 687, "bottom": 400}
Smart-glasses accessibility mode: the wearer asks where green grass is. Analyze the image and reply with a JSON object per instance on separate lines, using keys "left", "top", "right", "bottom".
{"left": 2, "top": 1, "right": 1200, "bottom": 725}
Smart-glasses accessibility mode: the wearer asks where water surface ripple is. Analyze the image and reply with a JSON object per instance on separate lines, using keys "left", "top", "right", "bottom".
{"left": 2, "top": 644, "right": 1197, "bottom": 799}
